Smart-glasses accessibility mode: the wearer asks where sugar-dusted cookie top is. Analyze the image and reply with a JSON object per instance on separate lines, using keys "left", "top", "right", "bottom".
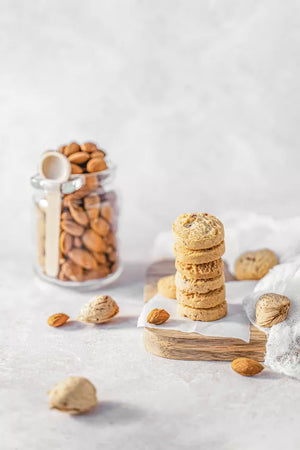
{"left": 173, "top": 213, "right": 224, "bottom": 250}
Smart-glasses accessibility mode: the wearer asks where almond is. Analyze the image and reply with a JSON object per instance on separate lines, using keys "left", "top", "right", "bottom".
{"left": 147, "top": 309, "right": 170, "bottom": 325}
{"left": 81, "top": 142, "right": 98, "bottom": 153}
{"left": 58, "top": 145, "right": 65, "bottom": 153}
{"left": 255, "top": 293, "right": 291, "bottom": 328}
{"left": 47, "top": 313, "right": 70, "bottom": 327}
{"left": 90, "top": 149, "right": 106, "bottom": 158}
{"left": 61, "top": 210, "right": 72, "bottom": 221}
{"left": 69, "top": 151, "right": 90, "bottom": 164}
{"left": 86, "top": 157, "right": 107, "bottom": 173}
{"left": 69, "top": 186, "right": 91, "bottom": 200}
{"left": 93, "top": 252, "right": 107, "bottom": 264}
{"left": 231, "top": 358, "right": 264, "bottom": 376}
{"left": 105, "top": 231, "right": 116, "bottom": 247}
{"left": 85, "top": 174, "right": 98, "bottom": 189}
{"left": 71, "top": 163, "right": 83, "bottom": 174}
{"left": 61, "top": 219, "right": 84, "bottom": 237}
{"left": 69, "top": 201, "right": 89, "bottom": 227}
{"left": 83, "top": 195, "right": 101, "bottom": 220}
{"left": 82, "top": 229, "right": 106, "bottom": 252}
{"left": 91, "top": 217, "right": 110, "bottom": 237}
{"left": 63, "top": 142, "right": 80, "bottom": 156}
{"left": 82, "top": 265, "right": 109, "bottom": 280}
{"left": 59, "top": 231, "right": 73, "bottom": 255}
{"left": 68, "top": 248, "right": 98, "bottom": 270}
{"left": 73, "top": 237, "right": 82, "bottom": 248}
{"left": 100, "top": 202, "right": 113, "bottom": 223}
{"left": 61, "top": 260, "right": 83, "bottom": 281}
{"left": 77, "top": 295, "right": 119, "bottom": 323}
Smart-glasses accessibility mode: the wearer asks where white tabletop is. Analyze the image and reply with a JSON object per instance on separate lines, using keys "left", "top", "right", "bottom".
{"left": 1, "top": 254, "right": 300, "bottom": 450}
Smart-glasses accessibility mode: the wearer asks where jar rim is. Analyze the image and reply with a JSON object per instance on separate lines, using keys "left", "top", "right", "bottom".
{"left": 31, "top": 159, "right": 116, "bottom": 193}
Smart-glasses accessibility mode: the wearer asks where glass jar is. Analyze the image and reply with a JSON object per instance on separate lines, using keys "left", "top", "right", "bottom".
{"left": 31, "top": 161, "right": 122, "bottom": 288}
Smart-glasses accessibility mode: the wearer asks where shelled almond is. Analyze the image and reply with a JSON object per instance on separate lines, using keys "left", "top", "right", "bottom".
{"left": 36, "top": 141, "right": 119, "bottom": 283}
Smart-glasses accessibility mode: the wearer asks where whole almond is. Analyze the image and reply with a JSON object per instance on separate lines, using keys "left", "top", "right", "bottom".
{"left": 58, "top": 145, "right": 65, "bottom": 153}
{"left": 69, "top": 202, "right": 89, "bottom": 227}
{"left": 147, "top": 309, "right": 170, "bottom": 325}
{"left": 47, "top": 313, "right": 70, "bottom": 327}
{"left": 83, "top": 195, "right": 101, "bottom": 220}
{"left": 61, "top": 219, "right": 84, "bottom": 237}
{"left": 85, "top": 174, "right": 98, "bottom": 189}
{"left": 68, "top": 248, "right": 98, "bottom": 270}
{"left": 81, "top": 142, "right": 98, "bottom": 153}
{"left": 90, "top": 149, "right": 106, "bottom": 158}
{"left": 105, "top": 231, "right": 116, "bottom": 247}
{"left": 78, "top": 295, "right": 119, "bottom": 323}
{"left": 93, "top": 252, "right": 107, "bottom": 264}
{"left": 82, "top": 229, "right": 106, "bottom": 252}
{"left": 60, "top": 231, "right": 73, "bottom": 255}
{"left": 74, "top": 237, "right": 82, "bottom": 248}
{"left": 86, "top": 157, "right": 107, "bottom": 173}
{"left": 69, "top": 186, "right": 91, "bottom": 200}
{"left": 91, "top": 217, "right": 110, "bottom": 237}
{"left": 71, "top": 163, "right": 83, "bottom": 174}
{"left": 61, "top": 211, "right": 72, "bottom": 221}
{"left": 231, "top": 358, "right": 264, "bottom": 376}
{"left": 69, "top": 151, "right": 90, "bottom": 164}
{"left": 100, "top": 202, "right": 113, "bottom": 223}
{"left": 82, "top": 265, "right": 109, "bottom": 280}
{"left": 64, "top": 142, "right": 80, "bottom": 156}
{"left": 61, "top": 260, "right": 83, "bottom": 281}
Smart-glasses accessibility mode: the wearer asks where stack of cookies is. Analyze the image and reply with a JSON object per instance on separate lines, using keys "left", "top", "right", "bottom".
{"left": 173, "top": 213, "right": 227, "bottom": 321}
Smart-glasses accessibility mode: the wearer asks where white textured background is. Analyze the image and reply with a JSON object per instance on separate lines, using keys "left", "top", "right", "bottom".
{"left": 1, "top": 0, "right": 300, "bottom": 260}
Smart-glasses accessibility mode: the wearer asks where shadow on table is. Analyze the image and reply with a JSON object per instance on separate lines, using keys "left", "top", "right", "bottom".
{"left": 72, "top": 400, "right": 144, "bottom": 424}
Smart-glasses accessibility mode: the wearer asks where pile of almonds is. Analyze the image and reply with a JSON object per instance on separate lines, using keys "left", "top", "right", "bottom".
{"left": 37, "top": 141, "right": 119, "bottom": 282}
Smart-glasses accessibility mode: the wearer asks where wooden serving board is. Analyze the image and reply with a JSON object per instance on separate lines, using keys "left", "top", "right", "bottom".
{"left": 144, "top": 259, "right": 267, "bottom": 361}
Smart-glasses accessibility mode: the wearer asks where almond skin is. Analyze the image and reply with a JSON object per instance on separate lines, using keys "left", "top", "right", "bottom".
{"left": 147, "top": 308, "right": 170, "bottom": 325}
{"left": 61, "top": 219, "right": 84, "bottom": 237}
{"left": 86, "top": 157, "right": 107, "bottom": 173}
{"left": 81, "top": 142, "right": 98, "bottom": 153}
{"left": 68, "top": 248, "right": 98, "bottom": 270}
{"left": 82, "top": 229, "right": 106, "bottom": 252}
{"left": 69, "top": 202, "right": 89, "bottom": 227}
{"left": 47, "top": 313, "right": 70, "bottom": 327}
{"left": 63, "top": 142, "right": 80, "bottom": 156}
{"left": 71, "top": 163, "right": 83, "bottom": 174}
{"left": 231, "top": 358, "right": 264, "bottom": 376}
{"left": 68, "top": 151, "right": 90, "bottom": 164}
{"left": 91, "top": 217, "right": 110, "bottom": 237}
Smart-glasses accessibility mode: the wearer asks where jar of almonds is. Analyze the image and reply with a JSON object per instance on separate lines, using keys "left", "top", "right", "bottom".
{"left": 31, "top": 142, "right": 121, "bottom": 288}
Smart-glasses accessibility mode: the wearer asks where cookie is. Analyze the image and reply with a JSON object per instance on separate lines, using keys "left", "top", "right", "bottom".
{"left": 175, "top": 270, "right": 225, "bottom": 294}
{"left": 173, "top": 213, "right": 224, "bottom": 250}
{"left": 235, "top": 249, "right": 278, "bottom": 281}
{"left": 177, "top": 301, "right": 227, "bottom": 321}
{"left": 174, "top": 241, "right": 225, "bottom": 264}
{"left": 177, "top": 285, "right": 225, "bottom": 308}
{"left": 157, "top": 275, "right": 176, "bottom": 299}
{"left": 175, "top": 259, "right": 224, "bottom": 280}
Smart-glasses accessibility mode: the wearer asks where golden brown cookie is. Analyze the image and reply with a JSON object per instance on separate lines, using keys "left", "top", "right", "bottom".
{"left": 174, "top": 241, "right": 225, "bottom": 264}
{"left": 173, "top": 213, "right": 224, "bottom": 250}
{"left": 157, "top": 275, "right": 176, "bottom": 299}
{"left": 175, "top": 271, "right": 225, "bottom": 294}
{"left": 175, "top": 259, "right": 224, "bottom": 280}
{"left": 235, "top": 249, "right": 278, "bottom": 280}
{"left": 177, "top": 285, "right": 225, "bottom": 308}
{"left": 177, "top": 301, "right": 227, "bottom": 321}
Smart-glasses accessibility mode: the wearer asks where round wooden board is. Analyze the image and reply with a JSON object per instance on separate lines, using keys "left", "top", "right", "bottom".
{"left": 144, "top": 259, "right": 266, "bottom": 361}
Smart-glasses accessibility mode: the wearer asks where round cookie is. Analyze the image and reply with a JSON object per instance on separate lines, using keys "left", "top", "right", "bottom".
{"left": 173, "top": 213, "right": 224, "bottom": 250}
{"left": 175, "top": 271, "right": 225, "bottom": 294}
{"left": 175, "top": 259, "right": 224, "bottom": 280}
{"left": 157, "top": 275, "right": 176, "bottom": 299}
{"left": 235, "top": 249, "right": 278, "bottom": 281}
{"left": 174, "top": 241, "right": 225, "bottom": 264}
{"left": 177, "top": 301, "right": 227, "bottom": 322}
{"left": 177, "top": 285, "right": 225, "bottom": 308}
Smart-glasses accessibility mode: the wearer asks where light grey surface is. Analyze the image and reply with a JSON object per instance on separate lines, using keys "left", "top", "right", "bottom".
{"left": 1, "top": 258, "right": 300, "bottom": 450}
{"left": 1, "top": 1, "right": 300, "bottom": 448}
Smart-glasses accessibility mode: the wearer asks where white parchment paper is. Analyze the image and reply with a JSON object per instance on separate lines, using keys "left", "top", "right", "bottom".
{"left": 138, "top": 281, "right": 257, "bottom": 342}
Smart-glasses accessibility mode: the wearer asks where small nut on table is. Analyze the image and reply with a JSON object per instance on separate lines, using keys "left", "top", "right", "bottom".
{"left": 255, "top": 293, "right": 291, "bottom": 328}
{"left": 78, "top": 295, "right": 119, "bottom": 323}
{"left": 147, "top": 308, "right": 170, "bottom": 325}
{"left": 231, "top": 358, "right": 264, "bottom": 376}
{"left": 48, "top": 376, "right": 98, "bottom": 414}
{"left": 47, "top": 313, "right": 69, "bottom": 327}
